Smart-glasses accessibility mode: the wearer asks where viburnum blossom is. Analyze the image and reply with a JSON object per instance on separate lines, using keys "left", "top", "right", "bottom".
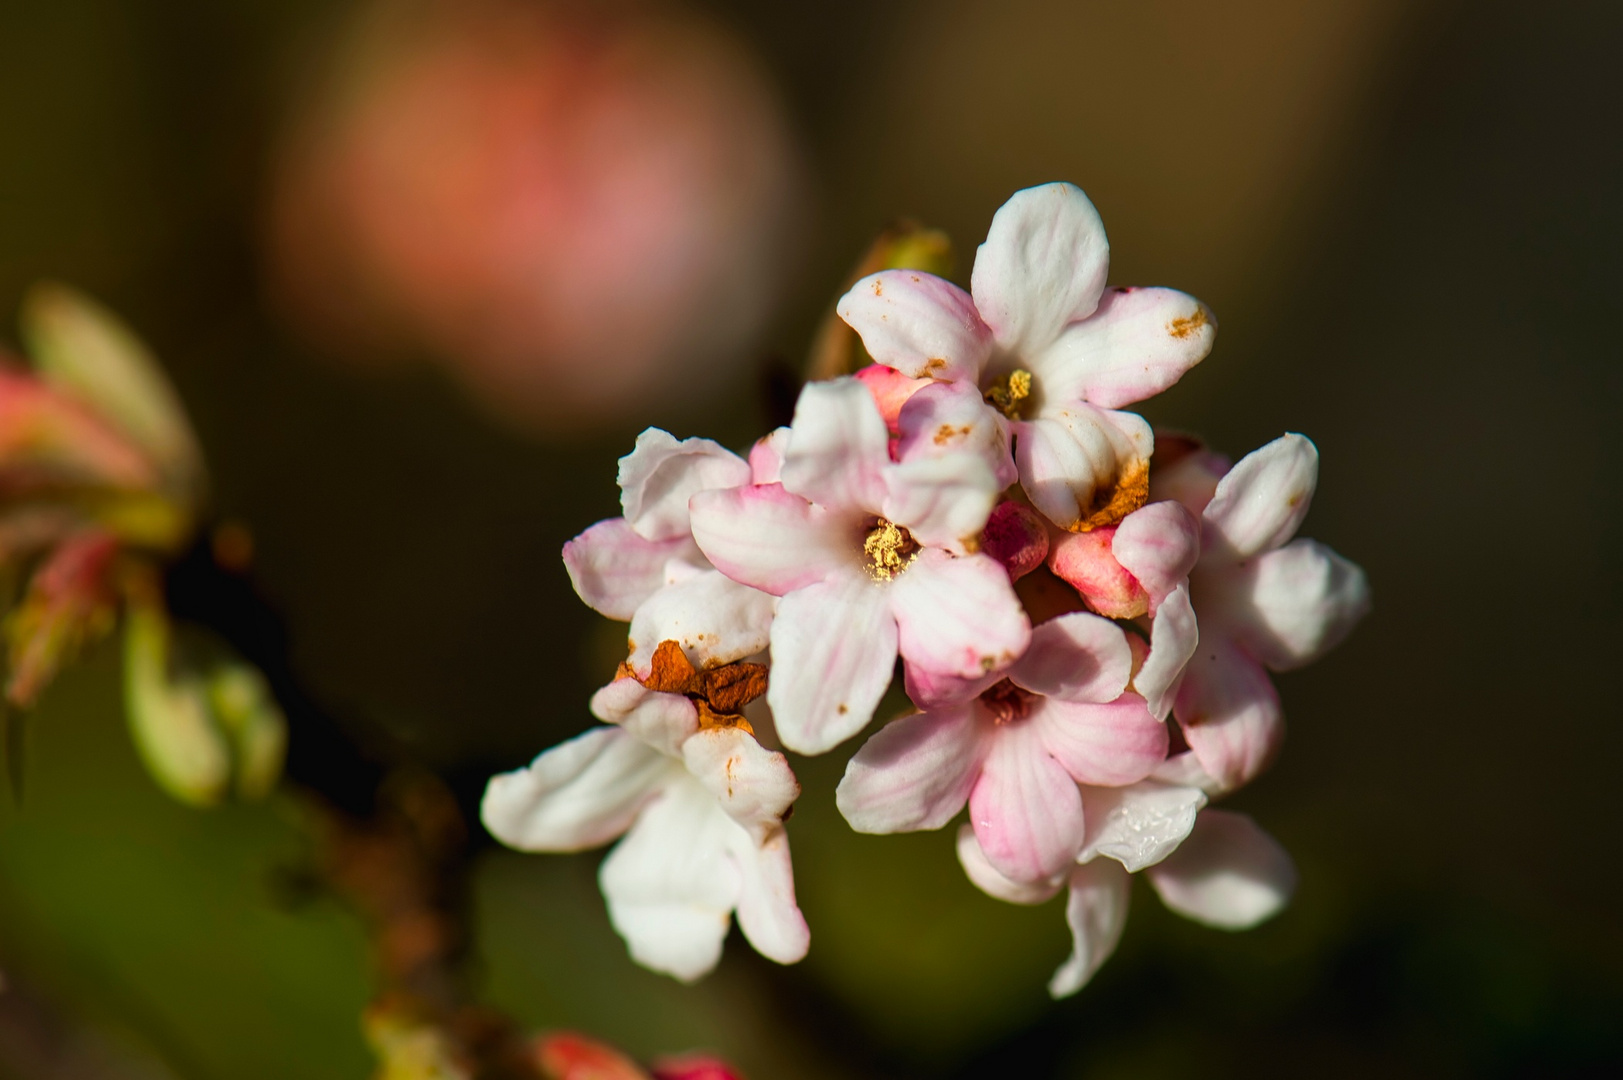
{"left": 956, "top": 752, "right": 1297, "bottom": 997}
{"left": 493, "top": 179, "right": 1368, "bottom": 992}
{"left": 689, "top": 377, "right": 1028, "bottom": 754}
{"left": 482, "top": 640, "right": 808, "bottom": 982}
{"left": 836, "top": 612, "right": 1165, "bottom": 882}
{"left": 836, "top": 182, "right": 1216, "bottom": 532}
{"left": 564, "top": 428, "right": 776, "bottom": 673}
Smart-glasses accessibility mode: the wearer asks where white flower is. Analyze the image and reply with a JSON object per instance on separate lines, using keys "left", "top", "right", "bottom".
{"left": 689, "top": 377, "right": 1029, "bottom": 754}
{"left": 482, "top": 644, "right": 808, "bottom": 982}
{"left": 836, "top": 182, "right": 1216, "bottom": 531}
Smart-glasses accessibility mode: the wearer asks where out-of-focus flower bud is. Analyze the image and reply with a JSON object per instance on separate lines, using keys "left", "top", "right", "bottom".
{"left": 807, "top": 222, "right": 955, "bottom": 381}
{"left": 534, "top": 1032, "right": 648, "bottom": 1080}
{"left": 3, "top": 532, "right": 119, "bottom": 707}
{"left": 269, "top": 0, "right": 803, "bottom": 433}
{"left": 122, "top": 587, "right": 287, "bottom": 806}
{"left": 651, "top": 1058, "right": 746, "bottom": 1080}
{"left": 19, "top": 283, "right": 204, "bottom": 505}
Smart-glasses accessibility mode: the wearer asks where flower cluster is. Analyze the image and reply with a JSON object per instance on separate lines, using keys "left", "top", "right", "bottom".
{"left": 484, "top": 183, "right": 1370, "bottom": 994}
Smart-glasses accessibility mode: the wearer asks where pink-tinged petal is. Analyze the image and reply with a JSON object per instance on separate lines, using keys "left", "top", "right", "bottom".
{"left": 1048, "top": 859, "right": 1130, "bottom": 998}
{"left": 894, "top": 380, "right": 1018, "bottom": 488}
{"left": 1173, "top": 637, "right": 1283, "bottom": 791}
{"left": 1112, "top": 501, "right": 1201, "bottom": 610}
{"left": 627, "top": 571, "right": 776, "bottom": 672}
{"left": 683, "top": 727, "right": 799, "bottom": 844}
{"left": 890, "top": 549, "right": 1031, "bottom": 680}
{"left": 970, "top": 721, "right": 1087, "bottom": 882}
{"left": 779, "top": 378, "right": 890, "bottom": 513}
{"left": 1015, "top": 408, "right": 1152, "bottom": 532}
{"left": 836, "top": 705, "right": 986, "bottom": 833}
{"left": 1226, "top": 538, "right": 1371, "bottom": 671}
{"left": 1035, "top": 287, "right": 1216, "bottom": 410}
{"left": 837, "top": 270, "right": 993, "bottom": 382}
{"left": 727, "top": 826, "right": 810, "bottom": 966}
{"left": 1009, "top": 611, "right": 1133, "bottom": 704}
{"left": 971, "top": 182, "right": 1110, "bottom": 357}
{"left": 599, "top": 776, "right": 739, "bottom": 982}
{"left": 901, "top": 663, "right": 1001, "bottom": 710}
{"left": 1146, "top": 810, "right": 1296, "bottom": 929}
{"left": 1134, "top": 584, "right": 1199, "bottom": 722}
{"left": 1078, "top": 780, "right": 1206, "bottom": 872}
{"left": 882, "top": 454, "right": 1000, "bottom": 554}
{"left": 482, "top": 727, "right": 672, "bottom": 852}
{"left": 981, "top": 501, "right": 1049, "bottom": 581}
{"left": 563, "top": 519, "right": 696, "bottom": 621}
{"left": 590, "top": 679, "right": 700, "bottom": 759}
{"left": 1201, "top": 433, "right": 1318, "bottom": 561}
{"left": 1148, "top": 433, "right": 1230, "bottom": 515}
{"left": 1047, "top": 526, "right": 1147, "bottom": 619}
{"left": 748, "top": 427, "right": 790, "bottom": 484}
{"left": 1032, "top": 694, "right": 1167, "bottom": 787}
{"left": 955, "top": 823, "right": 1066, "bottom": 905}
{"left": 618, "top": 428, "right": 751, "bottom": 542}
{"left": 689, "top": 484, "right": 848, "bottom": 596}
{"left": 855, "top": 364, "right": 934, "bottom": 435}
{"left": 767, "top": 573, "right": 897, "bottom": 754}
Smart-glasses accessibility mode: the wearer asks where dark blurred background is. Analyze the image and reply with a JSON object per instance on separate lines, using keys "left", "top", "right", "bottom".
{"left": 0, "top": 0, "right": 1620, "bottom": 1076}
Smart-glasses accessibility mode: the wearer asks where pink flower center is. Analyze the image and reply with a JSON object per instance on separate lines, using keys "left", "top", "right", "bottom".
{"left": 978, "top": 678, "right": 1036, "bottom": 725}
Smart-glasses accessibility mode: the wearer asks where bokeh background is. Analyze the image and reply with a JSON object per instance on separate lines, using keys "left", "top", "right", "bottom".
{"left": 1, "top": 0, "right": 1620, "bottom": 1076}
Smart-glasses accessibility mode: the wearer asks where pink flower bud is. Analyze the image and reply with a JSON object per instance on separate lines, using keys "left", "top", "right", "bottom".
{"left": 1048, "top": 526, "right": 1148, "bottom": 619}
{"left": 981, "top": 500, "right": 1048, "bottom": 581}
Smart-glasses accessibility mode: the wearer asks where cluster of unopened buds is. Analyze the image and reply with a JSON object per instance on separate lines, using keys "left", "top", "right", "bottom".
{"left": 484, "top": 183, "right": 1370, "bottom": 995}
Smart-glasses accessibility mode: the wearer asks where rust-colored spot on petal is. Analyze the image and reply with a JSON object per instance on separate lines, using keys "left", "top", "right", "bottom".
{"left": 1073, "top": 457, "right": 1151, "bottom": 532}
{"left": 933, "top": 422, "right": 973, "bottom": 445}
{"left": 1168, "top": 306, "right": 1209, "bottom": 340}
{"left": 924, "top": 357, "right": 948, "bottom": 375}
{"left": 872, "top": 279, "right": 884, "bottom": 296}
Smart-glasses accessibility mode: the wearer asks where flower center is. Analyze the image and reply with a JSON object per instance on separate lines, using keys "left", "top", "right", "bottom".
{"left": 863, "top": 518, "right": 920, "bottom": 581}
{"left": 978, "top": 678, "right": 1036, "bottom": 724}
{"left": 985, "top": 369, "right": 1034, "bottom": 419}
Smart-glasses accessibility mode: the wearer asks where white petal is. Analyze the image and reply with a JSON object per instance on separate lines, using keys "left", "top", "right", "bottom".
{"left": 1008, "top": 611, "right": 1132, "bottom": 704}
{"left": 1201, "top": 434, "right": 1318, "bottom": 561}
{"left": 1133, "top": 583, "right": 1199, "bottom": 722}
{"left": 1015, "top": 408, "right": 1151, "bottom": 532}
{"left": 729, "top": 825, "right": 810, "bottom": 965}
{"left": 1035, "top": 286, "right": 1215, "bottom": 410}
{"left": 971, "top": 182, "right": 1110, "bottom": 358}
{"left": 1149, "top": 750, "right": 1223, "bottom": 791}
{"left": 563, "top": 519, "right": 696, "bottom": 621}
{"left": 1112, "top": 501, "right": 1202, "bottom": 611}
{"left": 689, "top": 484, "right": 849, "bottom": 596}
{"left": 1048, "top": 859, "right": 1131, "bottom": 998}
{"left": 882, "top": 454, "right": 1000, "bottom": 554}
{"left": 1146, "top": 810, "right": 1296, "bottom": 929}
{"left": 767, "top": 573, "right": 897, "bottom": 754}
{"left": 683, "top": 727, "right": 799, "bottom": 844}
{"left": 1226, "top": 539, "right": 1371, "bottom": 671}
{"left": 1078, "top": 780, "right": 1207, "bottom": 872}
{"left": 749, "top": 427, "right": 790, "bottom": 484}
{"left": 955, "top": 823, "right": 1066, "bottom": 905}
{"left": 618, "top": 428, "right": 751, "bottom": 542}
{"left": 889, "top": 550, "right": 1031, "bottom": 681}
{"left": 1148, "top": 435, "right": 1229, "bottom": 515}
{"left": 482, "top": 727, "right": 673, "bottom": 852}
{"left": 893, "top": 380, "right": 1018, "bottom": 489}
{"left": 1173, "top": 636, "right": 1283, "bottom": 792}
{"left": 836, "top": 270, "right": 994, "bottom": 381}
{"left": 780, "top": 378, "right": 890, "bottom": 513}
{"left": 599, "top": 775, "right": 740, "bottom": 982}
{"left": 590, "top": 679, "right": 699, "bottom": 759}
{"left": 627, "top": 570, "right": 776, "bottom": 672}
{"left": 836, "top": 705, "right": 986, "bottom": 833}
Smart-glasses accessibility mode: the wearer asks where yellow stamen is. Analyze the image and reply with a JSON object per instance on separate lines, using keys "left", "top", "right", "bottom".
{"left": 985, "top": 369, "right": 1033, "bottom": 419}
{"left": 863, "top": 519, "right": 920, "bottom": 581}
